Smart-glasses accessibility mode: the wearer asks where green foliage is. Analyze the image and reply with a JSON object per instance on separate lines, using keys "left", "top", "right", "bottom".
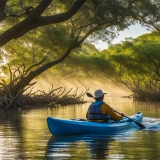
{"left": 100, "top": 31, "right": 160, "bottom": 99}
{"left": 1, "top": 0, "right": 160, "bottom": 95}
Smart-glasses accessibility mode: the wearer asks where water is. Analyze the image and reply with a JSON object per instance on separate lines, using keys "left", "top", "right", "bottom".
{"left": 0, "top": 97, "right": 160, "bottom": 160}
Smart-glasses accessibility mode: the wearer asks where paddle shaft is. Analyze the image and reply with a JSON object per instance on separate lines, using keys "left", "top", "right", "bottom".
{"left": 113, "top": 110, "right": 145, "bottom": 129}
{"left": 113, "top": 109, "right": 134, "bottom": 120}
{"left": 86, "top": 92, "right": 145, "bottom": 129}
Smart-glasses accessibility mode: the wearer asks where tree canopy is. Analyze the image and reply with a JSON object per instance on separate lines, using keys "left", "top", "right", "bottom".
{"left": 0, "top": 0, "right": 160, "bottom": 110}
{"left": 47, "top": 31, "right": 160, "bottom": 101}
{"left": 96, "top": 32, "right": 160, "bottom": 101}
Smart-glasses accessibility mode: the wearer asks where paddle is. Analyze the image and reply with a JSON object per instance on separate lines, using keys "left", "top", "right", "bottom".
{"left": 86, "top": 92, "right": 145, "bottom": 129}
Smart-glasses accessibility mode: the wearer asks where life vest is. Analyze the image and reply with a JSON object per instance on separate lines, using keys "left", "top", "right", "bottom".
{"left": 88, "top": 101, "right": 111, "bottom": 121}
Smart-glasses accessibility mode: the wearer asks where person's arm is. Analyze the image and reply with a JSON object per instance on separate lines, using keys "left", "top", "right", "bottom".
{"left": 101, "top": 103, "right": 123, "bottom": 120}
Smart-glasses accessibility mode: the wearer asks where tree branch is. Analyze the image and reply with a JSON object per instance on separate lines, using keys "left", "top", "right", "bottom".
{"left": 0, "top": 0, "right": 7, "bottom": 22}
{"left": 0, "top": 0, "right": 86, "bottom": 47}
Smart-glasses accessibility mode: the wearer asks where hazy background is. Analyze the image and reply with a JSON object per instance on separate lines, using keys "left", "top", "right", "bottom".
{"left": 33, "top": 24, "right": 149, "bottom": 98}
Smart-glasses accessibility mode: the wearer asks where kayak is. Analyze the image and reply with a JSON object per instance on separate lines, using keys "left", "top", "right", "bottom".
{"left": 47, "top": 112, "right": 143, "bottom": 135}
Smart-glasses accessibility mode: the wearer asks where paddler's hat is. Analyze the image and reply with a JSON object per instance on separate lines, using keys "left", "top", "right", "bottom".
{"left": 94, "top": 89, "right": 107, "bottom": 98}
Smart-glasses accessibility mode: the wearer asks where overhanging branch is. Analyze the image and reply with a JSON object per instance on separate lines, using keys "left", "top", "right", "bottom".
{"left": 0, "top": 0, "right": 86, "bottom": 47}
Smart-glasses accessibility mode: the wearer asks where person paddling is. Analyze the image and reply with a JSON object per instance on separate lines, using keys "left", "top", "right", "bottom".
{"left": 86, "top": 89, "right": 124, "bottom": 122}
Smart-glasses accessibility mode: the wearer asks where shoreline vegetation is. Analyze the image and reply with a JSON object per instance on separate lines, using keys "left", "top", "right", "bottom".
{"left": 1, "top": 81, "right": 160, "bottom": 112}
{"left": 0, "top": 85, "right": 88, "bottom": 112}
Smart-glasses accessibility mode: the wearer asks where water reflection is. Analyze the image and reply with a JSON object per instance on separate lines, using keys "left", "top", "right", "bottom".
{"left": 46, "top": 135, "right": 112, "bottom": 159}
{"left": 46, "top": 131, "right": 134, "bottom": 160}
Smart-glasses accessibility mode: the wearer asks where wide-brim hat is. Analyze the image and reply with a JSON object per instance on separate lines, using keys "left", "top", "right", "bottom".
{"left": 94, "top": 89, "right": 107, "bottom": 98}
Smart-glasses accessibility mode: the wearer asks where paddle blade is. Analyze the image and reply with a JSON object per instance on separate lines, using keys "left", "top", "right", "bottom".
{"left": 134, "top": 121, "right": 146, "bottom": 129}
{"left": 86, "top": 92, "right": 94, "bottom": 98}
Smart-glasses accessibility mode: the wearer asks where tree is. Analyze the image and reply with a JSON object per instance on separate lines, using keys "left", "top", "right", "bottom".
{"left": 0, "top": 0, "right": 86, "bottom": 46}
{"left": 100, "top": 32, "right": 160, "bottom": 101}
{"left": 0, "top": 0, "right": 160, "bottom": 109}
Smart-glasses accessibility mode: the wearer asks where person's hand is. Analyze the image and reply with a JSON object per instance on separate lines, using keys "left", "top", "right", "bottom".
{"left": 120, "top": 113, "right": 125, "bottom": 116}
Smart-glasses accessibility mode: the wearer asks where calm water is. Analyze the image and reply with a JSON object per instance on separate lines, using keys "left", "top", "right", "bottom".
{"left": 0, "top": 97, "right": 160, "bottom": 160}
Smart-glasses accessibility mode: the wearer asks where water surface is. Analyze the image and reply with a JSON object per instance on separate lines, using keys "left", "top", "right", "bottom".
{"left": 0, "top": 97, "right": 160, "bottom": 159}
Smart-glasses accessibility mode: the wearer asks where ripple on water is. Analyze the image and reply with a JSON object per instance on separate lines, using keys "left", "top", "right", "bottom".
{"left": 143, "top": 117, "right": 160, "bottom": 131}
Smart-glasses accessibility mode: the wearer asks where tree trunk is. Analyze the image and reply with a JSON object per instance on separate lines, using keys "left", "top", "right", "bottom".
{"left": 10, "top": 46, "right": 72, "bottom": 96}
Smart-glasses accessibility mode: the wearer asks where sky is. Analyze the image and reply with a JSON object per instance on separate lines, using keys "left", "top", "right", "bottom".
{"left": 95, "top": 23, "right": 150, "bottom": 50}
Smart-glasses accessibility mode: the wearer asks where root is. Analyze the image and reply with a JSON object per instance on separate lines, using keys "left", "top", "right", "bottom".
{"left": 0, "top": 83, "right": 89, "bottom": 111}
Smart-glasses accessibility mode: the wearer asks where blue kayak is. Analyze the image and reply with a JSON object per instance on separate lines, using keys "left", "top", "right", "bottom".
{"left": 47, "top": 112, "right": 143, "bottom": 135}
